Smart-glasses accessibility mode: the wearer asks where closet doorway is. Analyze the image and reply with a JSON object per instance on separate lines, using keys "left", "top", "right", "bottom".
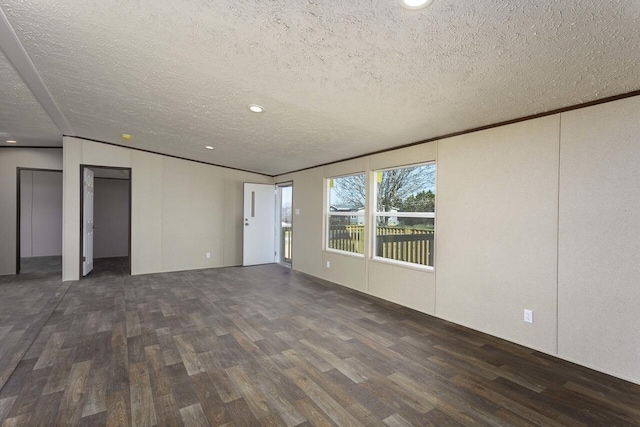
{"left": 80, "top": 165, "right": 131, "bottom": 277}
{"left": 16, "top": 168, "right": 63, "bottom": 274}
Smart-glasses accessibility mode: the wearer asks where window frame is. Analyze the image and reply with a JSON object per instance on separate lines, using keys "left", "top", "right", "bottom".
{"left": 371, "top": 161, "right": 436, "bottom": 270}
{"left": 325, "top": 173, "right": 366, "bottom": 257}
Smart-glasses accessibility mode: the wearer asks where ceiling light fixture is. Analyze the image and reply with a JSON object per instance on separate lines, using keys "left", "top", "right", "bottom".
{"left": 248, "top": 104, "right": 264, "bottom": 113}
{"left": 205, "top": 145, "right": 214, "bottom": 150}
{"left": 6, "top": 140, "right": 17, "bottom": 144}
{"left": 400, "top": 0, "right": 434, "bottom": 10}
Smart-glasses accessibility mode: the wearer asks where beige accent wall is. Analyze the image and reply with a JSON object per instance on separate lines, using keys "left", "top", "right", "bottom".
{"left": 436, "top": 116, "right": 560, "bottom": 354}
{"left": 275, "top": 95, "right": 640, "bottom": 385}
{"left": 558, "top": 96, "right": 640, "bottom": 383}
{"left": 368, "top": 261, "right": 435, "bottom": 314}
{"left": 323, "top": 251, "right": 366, "bottom": 292}
{"left": 0, "top": 148, "right": 63, "bottom": 275}
{"left": 62, "top": 137, "right": 271, "bottom": 281}
{"left": 131, "top": 151, "right": 162, "bottom": 274}
{"left": 369, "top": 142, "right": 437, "bottom": 171}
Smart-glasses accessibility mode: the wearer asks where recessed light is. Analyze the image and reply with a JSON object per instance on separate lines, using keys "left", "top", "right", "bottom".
{"left": 248, "top": 104, "right": 264, "bottom": 113}
{"left": 6, "top": 140, "right": 17, "bottom": 144}
{"left": 400, "top": 0, "right": 434, "bottom": 10}
{"left": 205, "top": 146, "right": 214, "bottom": 150}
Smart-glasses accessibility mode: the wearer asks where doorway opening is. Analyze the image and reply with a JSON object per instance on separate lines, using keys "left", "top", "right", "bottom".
{"left": 276, "top": 183, "right": 293, "bottom": 266}
{"left": 80, "top": 165, "right": 131, "bottom": 277}
{"left": 16, "top": 168, "right": 63, "bottom": 274}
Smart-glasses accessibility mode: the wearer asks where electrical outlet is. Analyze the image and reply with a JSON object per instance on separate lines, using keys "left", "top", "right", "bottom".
{"left": 524, "top": 309, "right": 533, "bottom": 324}
{"left": 206, "top": 252, "right": 211, "bottom": 259}
{"left": 326, "top": 261, "right": 330, "bottom": 268}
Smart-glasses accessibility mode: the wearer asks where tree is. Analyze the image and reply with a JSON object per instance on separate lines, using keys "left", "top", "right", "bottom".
{"left": 333, "top": 165, "right": 435, "bottom": 223}
{"left": 398, "top": 190, "right": 435, "bottom": 227}
{"left": 398, "top": 190, "right": 435, "bottom": 212}
{"left": 376, "top": 166, "right": 434, "bottom": 212}
{"left": 331, "top": 174, "right": 365, "bottom": 209}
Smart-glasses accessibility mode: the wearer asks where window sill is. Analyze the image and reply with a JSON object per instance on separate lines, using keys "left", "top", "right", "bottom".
{"left": 370, "top": 256, "right": 435, "bottom": 273}
{"left": 324, "top": 249, "right": 365, "bottom": 260}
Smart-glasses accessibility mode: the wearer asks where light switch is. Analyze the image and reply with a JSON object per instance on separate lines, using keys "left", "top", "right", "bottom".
{"left": 295, "top": 209, "right": 300, "bottom": 215}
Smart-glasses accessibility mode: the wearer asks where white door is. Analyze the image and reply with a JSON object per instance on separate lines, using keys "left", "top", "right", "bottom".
{"left": 243, "top": 183, "right": 276, "bottom": 266}
{"left": 82, "top": 168, "right": 94, "bottom": 276}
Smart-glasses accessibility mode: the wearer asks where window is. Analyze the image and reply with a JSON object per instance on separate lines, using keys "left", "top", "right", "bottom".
{"left": 374, "top": 163, "right": 435, "bottom": 267}
{"left": 326, "top": 173, "right": 365, "bottom": 254}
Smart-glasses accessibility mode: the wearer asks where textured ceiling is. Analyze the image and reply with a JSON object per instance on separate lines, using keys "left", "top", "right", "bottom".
{"left": 1, "top": 0, "right": 639, "bottom": 174}
{"left": 0, "top": 49, "right": 60, "bottom": 146}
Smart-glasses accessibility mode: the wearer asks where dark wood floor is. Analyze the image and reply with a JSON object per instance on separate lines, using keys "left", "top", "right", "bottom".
{"left": 1, "top": 259, "right": 640, "bottom": 426}
{"left": 0, "top": 268, "right": 69, "bottom": 393}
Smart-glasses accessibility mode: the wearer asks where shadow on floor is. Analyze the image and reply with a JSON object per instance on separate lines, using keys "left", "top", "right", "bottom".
{"left": 20, "top": 256, "right": 62, "bottom": 274}
{"left": 84, "top": 257, "right": 129, "bottom": 278}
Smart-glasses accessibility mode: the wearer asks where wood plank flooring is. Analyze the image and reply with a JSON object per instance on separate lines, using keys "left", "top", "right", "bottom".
{"left": 0, "top": 269, "right": 69, "bottom": 392}
{"left": 1, "top": 259, "right": 640, "bottom": 426}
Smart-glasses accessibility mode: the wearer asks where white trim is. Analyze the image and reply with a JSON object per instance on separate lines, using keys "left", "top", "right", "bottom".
{"left": 325, "top": 173, "right": 367, "bottom": 253}
{"left": 370, "top": 256, "right": 435, "bottom": 273}
{"left": 374, "top": 212, "right": 434, "bottom": 218}
{"left": 374, "top": 160, "right": 435, "bottom": 173}
{"left": 326, "top": 171, "right": 366, "bottom": 179}
{"left": 328, "top": 211, "right": 364, "bottom": 217}
{"left": 324, "top": 248, "right": 365, "bottom": 259}
{"left": 372, "top": 162, "right": 436, "bottom": 268}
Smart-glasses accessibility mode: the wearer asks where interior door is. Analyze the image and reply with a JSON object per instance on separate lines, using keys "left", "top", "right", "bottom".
{"left": 243, "top": 183, "right": 276, "bottom": 266}
{"left": 82, "top": 168, "right": 94, "bottom": 276}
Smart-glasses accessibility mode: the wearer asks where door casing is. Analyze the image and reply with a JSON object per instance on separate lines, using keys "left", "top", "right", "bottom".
{"left": 79, "top": 165, "right": 132, "bottom": 277}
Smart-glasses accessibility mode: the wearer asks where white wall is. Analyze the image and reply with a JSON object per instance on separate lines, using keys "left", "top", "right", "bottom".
{"left": 276, "top": 95, "right": 640, "bottom": 385}
{"left": 20, "top": 170, "right": 63, "bottom": 257}
{"left": 0, "top": 148, "right": 63, "bottom": 275}
{"left": 62, "top": 137, "right": 272, "bottom": 281}
{"left": 93, "top": 177, "right": 129, "bottom": 258}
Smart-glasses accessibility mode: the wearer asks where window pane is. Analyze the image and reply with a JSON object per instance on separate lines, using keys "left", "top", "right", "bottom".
{"left": 328, "top": 215, "right": 364, "bottom": 254}
{"left": 329, "top": 174, "right": 365, "bottom": 212}
{"left": 376, "top": 164, "right": 435, "bottom": 212}
{"left": 375, "top": 216, "right": 434, "bottom": 266}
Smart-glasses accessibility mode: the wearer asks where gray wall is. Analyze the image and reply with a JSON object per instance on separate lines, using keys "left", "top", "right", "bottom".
{"left": 19, "top": 170, "right": 63, "bottom": 257}
{"left": 275, "top": 94, "right": 640, "bottom": 385}
{"left": 93, "top": 177, "right": 129, "bottom": 258}
{"left": 0, "top": 148, "right": 63, "bottom": 275}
